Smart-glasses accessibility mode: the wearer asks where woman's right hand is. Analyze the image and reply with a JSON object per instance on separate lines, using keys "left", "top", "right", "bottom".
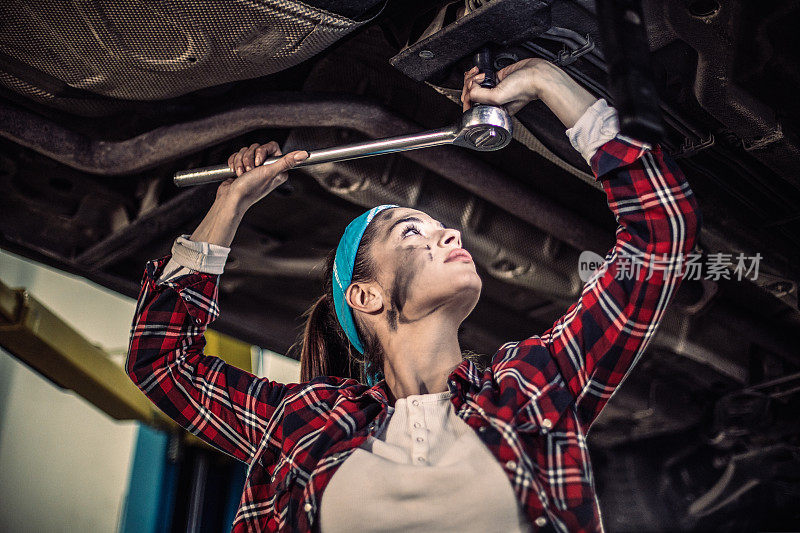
{"left": 221, "top": 141, "right": 308, "bottom": 210}
{"left": 189, "top": 141, "right": 307, "bottom": 247}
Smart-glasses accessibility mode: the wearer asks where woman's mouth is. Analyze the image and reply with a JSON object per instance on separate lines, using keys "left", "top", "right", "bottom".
{"left": 445, "top": 248, "right": 473, "bottom": 263}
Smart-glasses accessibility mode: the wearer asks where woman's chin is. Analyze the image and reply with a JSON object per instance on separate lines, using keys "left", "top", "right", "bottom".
{"left": 448, "top": 279, "right": 482, "bottom": 314}
{"left": 457, "top": 272, "right": 483, "bottom": 296}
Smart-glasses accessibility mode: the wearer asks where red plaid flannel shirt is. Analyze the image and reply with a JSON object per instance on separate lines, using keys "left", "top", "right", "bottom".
{"left": 127, "top": 135, "right": 701, "bottom": 532}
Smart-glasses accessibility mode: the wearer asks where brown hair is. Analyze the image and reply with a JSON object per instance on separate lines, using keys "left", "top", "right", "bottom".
{"left": 297, "top": 208, "right": 393, "bottom": 384}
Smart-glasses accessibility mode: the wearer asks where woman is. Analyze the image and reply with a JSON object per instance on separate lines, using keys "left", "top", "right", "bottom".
{"left": 127, "top": 59, "right": 701, "bottom": 532}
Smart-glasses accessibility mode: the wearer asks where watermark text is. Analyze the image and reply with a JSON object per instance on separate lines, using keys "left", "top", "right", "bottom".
{"left": 578, "top": 250, "right": 762, "bottom": 283}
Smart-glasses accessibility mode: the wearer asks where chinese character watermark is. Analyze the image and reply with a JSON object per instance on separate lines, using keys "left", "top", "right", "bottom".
{"left": 578, "top": 250, "right": 762, "bottom": 283}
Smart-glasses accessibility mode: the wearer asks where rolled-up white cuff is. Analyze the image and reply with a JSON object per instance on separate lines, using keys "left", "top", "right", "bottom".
{"left": 565, "top": 98, "right": 620, "bottom": 165}
{"left": 157, "top": 235, "right": 231, "bottom": 283}
{"left": 171, "top": 235, "right": 230, "bottom": 274}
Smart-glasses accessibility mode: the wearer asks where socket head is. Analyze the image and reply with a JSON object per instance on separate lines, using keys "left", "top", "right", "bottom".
{"left": 453, "top": 105, "right": 513, "bottom": 151}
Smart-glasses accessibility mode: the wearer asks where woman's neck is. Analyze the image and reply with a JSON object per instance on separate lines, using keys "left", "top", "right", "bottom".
{"left": 379, "top": 317, "right": 464, "bottom": 400}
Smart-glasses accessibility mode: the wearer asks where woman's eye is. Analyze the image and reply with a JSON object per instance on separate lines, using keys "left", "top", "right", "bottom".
{"left": 401, "top": 224, "right": 422, "bottom": 238}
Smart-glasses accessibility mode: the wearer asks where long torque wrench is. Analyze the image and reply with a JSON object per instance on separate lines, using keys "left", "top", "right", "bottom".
{"left": 173, "top": 105, "right": 512, "bottom": 187}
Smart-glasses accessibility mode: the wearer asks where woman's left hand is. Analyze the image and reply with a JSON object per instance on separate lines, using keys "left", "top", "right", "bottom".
{"left": 461, "top": 58, "right": 549, "bottom": 114}
{"left": 461, "top": 58, "right": 598, "bottom": 129}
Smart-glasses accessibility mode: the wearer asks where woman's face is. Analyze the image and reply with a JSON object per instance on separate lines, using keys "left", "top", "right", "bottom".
{"left": 365, "top": 207, "right": 482, "bottom": 330}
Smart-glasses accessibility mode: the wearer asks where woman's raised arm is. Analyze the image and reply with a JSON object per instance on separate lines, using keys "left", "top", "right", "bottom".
{"left": 126, "top": 143, "right": 309, "bottom": 463}
{"left": 539, "top": 133, "right": 701, "bottom": 430}
{"left": 465, "top": 61, "right": 702, "bottom": 431}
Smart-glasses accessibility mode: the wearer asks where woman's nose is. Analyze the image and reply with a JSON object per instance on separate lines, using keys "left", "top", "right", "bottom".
{"left": 439, "top": 227, "right": 461, "bottom": 247}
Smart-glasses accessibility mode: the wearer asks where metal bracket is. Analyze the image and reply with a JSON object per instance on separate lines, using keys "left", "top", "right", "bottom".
{"left": 555, "top": 34, "right": 595, "bottom": 66}
{"left": 389, "top": 0, "right": 551, "bottom": 83}
{"left": 672, "top": 133, "right": 715, "bottom": 159}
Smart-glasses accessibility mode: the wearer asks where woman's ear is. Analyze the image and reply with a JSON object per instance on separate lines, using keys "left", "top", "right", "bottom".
{"left": 346, "top": 282, "right": 384, "bottom": 314}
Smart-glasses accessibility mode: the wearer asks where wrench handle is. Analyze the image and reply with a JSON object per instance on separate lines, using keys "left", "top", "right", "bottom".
{"left": 173, "top": 127, "right": 457, "bottom": 187}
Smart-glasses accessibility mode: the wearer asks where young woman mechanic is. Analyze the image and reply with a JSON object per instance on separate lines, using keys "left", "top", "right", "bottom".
{"left": 127, "top": 59, "right": 701, "bottom": 532}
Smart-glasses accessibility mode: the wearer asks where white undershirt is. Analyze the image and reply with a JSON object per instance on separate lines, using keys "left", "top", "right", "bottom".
{"left": 319, "top": 391, "right": 533, "bottom": 532}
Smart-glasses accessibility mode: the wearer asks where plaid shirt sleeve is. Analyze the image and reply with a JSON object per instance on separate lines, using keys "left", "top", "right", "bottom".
{"left": 540, "top": 135, "right": 702, "bottom": 430}
{"left": 126, "top": 256, "right": 298, "bottom": 464}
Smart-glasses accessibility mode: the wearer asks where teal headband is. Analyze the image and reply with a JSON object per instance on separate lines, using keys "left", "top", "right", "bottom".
{"left": 332, "top": 205, "right": 399, "bottom": 364}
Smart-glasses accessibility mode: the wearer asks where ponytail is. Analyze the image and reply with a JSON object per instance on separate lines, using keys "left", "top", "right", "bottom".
{"left": 298, "top": 295, "right": 330, "bottom": 381}
{"left": 297, "top": 210, "right": 394, "bottom": 384}
{"left": 299, "top": 292, "right": 358, "bottom": 381}
{"left": 297, "top": 251, "right": 376, "bottom": 384}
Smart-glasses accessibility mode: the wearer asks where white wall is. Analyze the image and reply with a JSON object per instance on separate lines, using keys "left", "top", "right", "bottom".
{"left": 254, "top": 347, "right": 301, "bottom": 383}
{"left": 0, "top": 249, "right": 139, "bottom": 533}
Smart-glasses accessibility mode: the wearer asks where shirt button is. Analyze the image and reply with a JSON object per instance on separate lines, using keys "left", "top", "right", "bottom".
{"left": 505, "top": 460, "right": 516, "bottom": 470}
{"left": 542, "top": 418, "right": 553, "bottom": 429}
{"left": 535, "top": 516, "right": 547, "bottom": 527}
{"left": 416, "top": 437, "right": 424, "bottom": 442}
{"left": 413, "top": 422, "right": 422, "bottom": 428}
{"left": 412, "top": 400, "right": 420, "bottom": 406}
{"left": 303, "top": 503, "right": 312, "bottom": 512}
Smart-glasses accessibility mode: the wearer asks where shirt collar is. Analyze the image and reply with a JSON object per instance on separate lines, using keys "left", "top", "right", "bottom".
{"left": 341, "top": 358, "right": 483, "bottom": 404}
{"left": 340, "top": 378, "right": 392, "bottom": 405}
{"left": 450, "top": 357, "right": 483, "bottom": 389}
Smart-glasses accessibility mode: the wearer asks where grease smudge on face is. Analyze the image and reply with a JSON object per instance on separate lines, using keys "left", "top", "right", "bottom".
{"left": 385, "top": 243, "right": 440, "bottom": 331}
